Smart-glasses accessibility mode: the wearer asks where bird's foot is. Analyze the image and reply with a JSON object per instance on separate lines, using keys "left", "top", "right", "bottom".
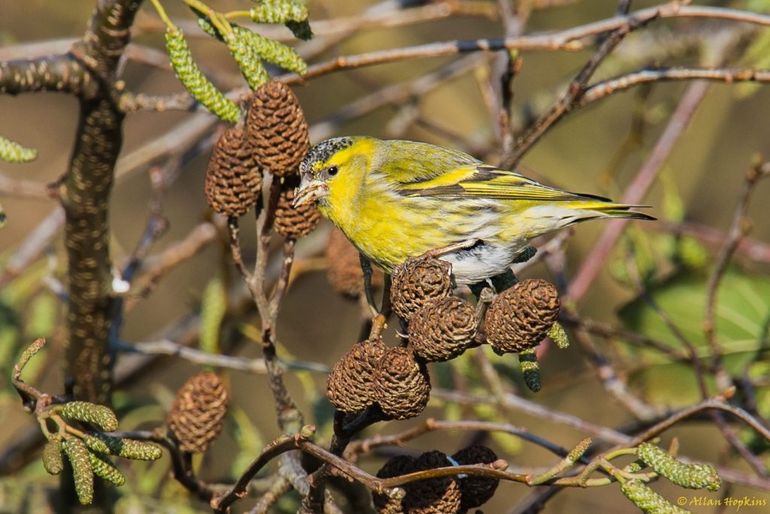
{"left": 422, "top": 239, "right": 482, "bottom": 259}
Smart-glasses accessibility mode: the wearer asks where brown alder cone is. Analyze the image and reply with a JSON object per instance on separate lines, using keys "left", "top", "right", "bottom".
{"left": 326, "top": 339, "right": 386, "bottom": 413}
{"left": 373, "top": 455, "right": 415, "bottom": 513}
{"left": 452, "top": 445, "right": 500, "bottom": 510}
{"left": 374, "top": 346, "right": 431, "bottom": 420}
{"left": 485, "top": 278, "right": 560, "bottom": 353}
{"left": 166, "top": 372, "right": 229, "bottom": 453}
{"left": 325, "top": 227, "right": 384, "bottom": 297}
{"left": 403, "top": 451, "right": 462, "bottom": 514}
{"left": 273, "top": 176, "right": 321, "bottom": 238}
{"left": 390, "top": 256, "right": 453, "bottom": 321}
{"left": 245, "top": 80, "right": 309, "bottom": 176}
{"left": 409, "top": 296, "right": 477, "bottom": 362}
{"left": 204, "top": 127, "right": 261, "bottom": 217}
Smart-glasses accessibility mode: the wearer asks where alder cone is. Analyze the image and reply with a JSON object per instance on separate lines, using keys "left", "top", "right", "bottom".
{"left": 273, "top": 177, "right": 321, "bottom": 239}
{"left": 246, "top": 81, "right": 309, "bottom": 176}
{"left": 409, "top": 296, "right": 477, "bottom": 362}
{"left": 403, "top": 451, "right": 462, "bottom": 514}
{"left": 273, "top": 176, "right": 321, "bottom": 238}
{"left": 374, "top": 346, "right": 431, "bottom": 420}
{"left": 166, "top": 372, "right": 229, "bottom": 453}
{"left": 452, "top": 445, "right": 500, "bottom": 510}
{"left": 205, "top": 127, "right": 261, "bottom": 217}
{"left": 390, "top": 257, "right": 453, "bottom": 321}
{"left": 373, "top": 455, "right": 415, "bottom": 513}
{"left": 326, "top": 339, "right": 386, "bottom": 413}
{"left": 485, "top": 279, "right": 560, "bottom": 354}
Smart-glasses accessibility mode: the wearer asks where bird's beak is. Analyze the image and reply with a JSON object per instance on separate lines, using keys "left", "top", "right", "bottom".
{"left": 293, "top": 176, "right": 327, "bottom": 208}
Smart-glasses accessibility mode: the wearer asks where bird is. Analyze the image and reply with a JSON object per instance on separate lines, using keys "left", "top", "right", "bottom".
{"left": 294, "top": 137, "right": 653, "bottom": 286}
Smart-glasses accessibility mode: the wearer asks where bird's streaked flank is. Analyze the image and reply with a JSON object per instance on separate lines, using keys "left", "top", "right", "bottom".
{"left": 295, "top": 137, "right": 653, "bottom": 285}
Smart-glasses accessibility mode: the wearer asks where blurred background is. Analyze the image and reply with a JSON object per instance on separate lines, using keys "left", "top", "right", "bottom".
{"left": 2, "top": 0, "right": 770, "bottom": 512}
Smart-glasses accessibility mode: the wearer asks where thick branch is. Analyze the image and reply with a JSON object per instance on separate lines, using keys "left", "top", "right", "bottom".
{"left": 0, "top": 54, "right": 97, "bottom": 97}
{"left": 63, "top": 0, "right": 143, "bottom": 404}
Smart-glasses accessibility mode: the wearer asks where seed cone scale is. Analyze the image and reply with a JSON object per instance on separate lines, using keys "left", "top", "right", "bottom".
{"left": 273, "top": 176, "right": 321, "bottom": 239}
{"left": 246, "top": 81, "right": 309, "bottom": 176}
{"left": 205, "top": 127, "right": 262, "bottom": 217}
{"left": 409, "top": 296, "right": 477, "bottom": 362}
{"left": 374, "top": 346, "right": 431, "bottom": 420}
{"left": 167, "top": 372, "right": 229, "bottom": 453}
{"left": 326, "top": 339, "right": 386, "bottom": 413}
{"left": 485, "top": 279, "right": 560, "bottom": 353}
{"left": 404, "top": 451, "right": 462, "bottom": 514}
{"left": 390, "top": 257, "right": 453, "bottom": 321}
{"left": 452, "top": 445, "right": 500, "bottom": 509}
{"left": 325, "top": 228, "right": 383, "bottom": 297}
{"left": 374, "top": 455, "right": 415, "bottom": 513}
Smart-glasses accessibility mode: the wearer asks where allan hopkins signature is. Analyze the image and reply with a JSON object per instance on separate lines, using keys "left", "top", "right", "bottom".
{"left": 676, "top": 496, "right": 768, "bottom": 510}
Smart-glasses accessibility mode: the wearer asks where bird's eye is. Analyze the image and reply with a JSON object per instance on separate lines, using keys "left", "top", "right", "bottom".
{"left": 327, "top": 166, "right": 338, "bottom": 177}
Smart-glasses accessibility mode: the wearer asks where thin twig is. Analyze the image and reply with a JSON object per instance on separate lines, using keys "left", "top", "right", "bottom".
{"left": 505, "top": 23, "right": 635, "bottom": 167}
{"left": 568, "top": 80, "right": 711, "bottom": 301}
{"left": 212, "top": 426, "right": 317, "bottom": 513}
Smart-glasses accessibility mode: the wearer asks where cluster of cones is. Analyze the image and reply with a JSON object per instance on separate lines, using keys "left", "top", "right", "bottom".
{"left": 375, "top": 445, "right": 501, "bottom": 514}
{"left": 327, "top": 254, "right": 562, "bottom": 420}
{"left": 204, "top": 80, "right": 319, "bottom": 238}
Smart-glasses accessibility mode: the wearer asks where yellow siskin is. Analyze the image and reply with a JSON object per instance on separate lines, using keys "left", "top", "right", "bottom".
{"left": 294, "top": 137, "right": 653, "bottom": 285}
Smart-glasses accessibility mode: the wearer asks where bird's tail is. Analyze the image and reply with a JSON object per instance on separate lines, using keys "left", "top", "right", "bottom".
{"left": 566, "top": 195, "right": 656, "bottom": 223}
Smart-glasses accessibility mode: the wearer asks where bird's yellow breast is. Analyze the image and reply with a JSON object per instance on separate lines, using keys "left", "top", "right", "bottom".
{"left": 318, "top": 140, "right": 452, "bottom": 270}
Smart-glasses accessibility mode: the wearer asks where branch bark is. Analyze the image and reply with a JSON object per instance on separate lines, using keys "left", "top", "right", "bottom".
{"left": 60, "top": 0, "right": 144, "bottom": 403}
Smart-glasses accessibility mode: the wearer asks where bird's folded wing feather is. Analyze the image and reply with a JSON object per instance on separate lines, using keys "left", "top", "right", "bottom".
{"left": 397, "top": 165, "right": 607, "bottom": 202}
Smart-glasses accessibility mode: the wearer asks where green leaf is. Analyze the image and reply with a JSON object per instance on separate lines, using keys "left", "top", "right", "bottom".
{"left": 620, "top": 269, "right": 770, "bottom": 352}
{"left": 200, "top": 276, "right": 227, "bottom": 356}
{"left": 619, "top": 268, "right": 770, "bottom": 404}
{"left": 25, "top": 293, "right": 58, "bottom": 338}
{"left": 230, "top": 407, "right": 263, "bottom": 476}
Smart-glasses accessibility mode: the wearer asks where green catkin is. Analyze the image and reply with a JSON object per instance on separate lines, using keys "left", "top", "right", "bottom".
{"left": 87, "top": 433, "right": 162, "bottom": 461}
{"left": 620, "top": 480, "right": 689, "bottom": 514}
{"left": 250, "top": 0, "right": 308, "bottom": 24}
{"left": 233, "top": 26, "right": 307, "bottom": 74}
{"left": 42, "top": 440, "right": 64, "bottom": 475}
{"left": 198, "top": 18, "right": 306, "bottom": 78}
{"left": 165, "top": 26, "right": 240, "bottom": 123}
{"left": 14, "top": 338, "right": 46, "bottom": 376}
{"left": 59, "top": 401, "right": 119, "bottom": 432}
{"left": 88, "top": 453, "right": 126, "bottom": 486}
{"left": 519, "top": 348, "right": 541, "bottom": 392}
{"left": 224, "top": 30, "right": 269, "bottom": 90}
{"left": 567, "top": 438, "right": 591, "bottom": 463}
{"left": 81, "top": 433, "right": 112, "bottom": 455}
{"left": 0, "top": 135, "right": 37, "bottom": 163}
{"left": 637, "top": 442, "right": 721, "bottom": 491}
{"left": 196, "top": 17, "right": 221, "bottom": 40}
{"left": 548, "top": 322, "right": 570, "bottom": 349}
{"left": 62, "top": 438, "right": 94, "bottom": 505}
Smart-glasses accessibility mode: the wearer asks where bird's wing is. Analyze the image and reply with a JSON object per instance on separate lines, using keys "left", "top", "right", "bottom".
{"left": 397, "top": 164, "right": 610, "bottom": 202}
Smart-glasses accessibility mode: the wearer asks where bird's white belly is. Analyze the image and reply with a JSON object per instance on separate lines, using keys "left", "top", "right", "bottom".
{"left": 442, "top": 243, "right": 523, "bottom": 285}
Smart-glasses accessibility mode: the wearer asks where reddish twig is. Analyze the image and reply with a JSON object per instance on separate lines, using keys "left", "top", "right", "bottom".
{"left": 568, "top": 80, "right": 710, "bottom": 301}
